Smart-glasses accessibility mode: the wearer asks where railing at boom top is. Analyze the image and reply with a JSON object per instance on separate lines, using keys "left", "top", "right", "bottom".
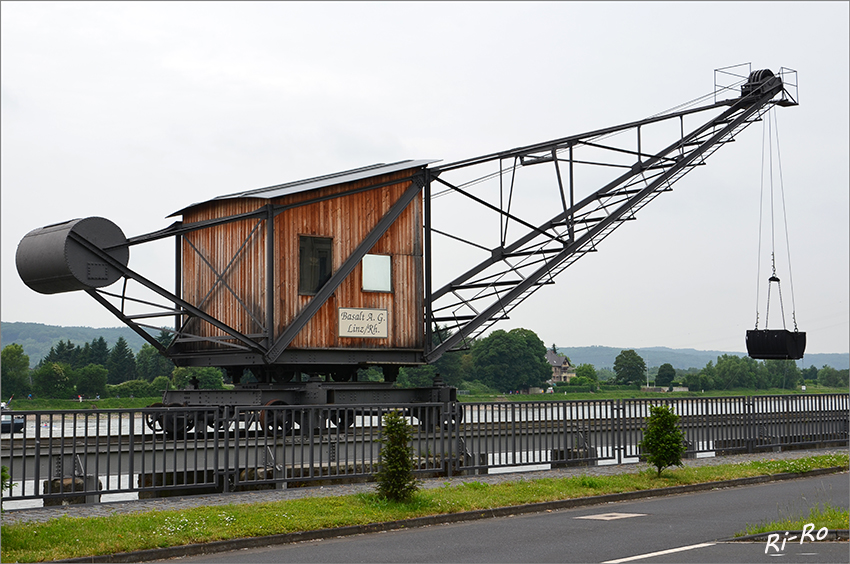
{"left": 0, "top": 394, "right": 846, "bottom": 505}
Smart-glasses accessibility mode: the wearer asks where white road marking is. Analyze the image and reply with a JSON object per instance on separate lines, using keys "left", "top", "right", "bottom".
{"left": 574, "top": 512, "right": 647, "bottom": 521}
{"left": 602, "top": 542, "right": 716, "bottom": 563}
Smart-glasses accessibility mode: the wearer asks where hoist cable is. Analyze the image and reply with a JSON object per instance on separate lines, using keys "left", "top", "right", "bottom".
{"left": 773, "top": 110, "right": 799, "bottom": 331}
{"left": 768, "top": 110, "right": 780, "bottom": 329}
{"left": 754, "top": 111, "right": 767, "bottom": 329}
{"left": 754, "top": 107, "right": 798, "bottom": 332}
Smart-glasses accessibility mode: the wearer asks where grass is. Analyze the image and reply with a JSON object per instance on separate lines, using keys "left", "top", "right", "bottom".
{"left": 739, "top": 503, "right": 849, "bottom": 537}
{"left": 1, "top": 454, "right": 846, "bottom": 562}
{"left": 463, "top": 387, "right": 849, "bottom": 402}
{"left": 10, "top": 388, "right": 847, "bottom": 411}
{"left": 8, "top": 398, "right": 161, "bottom": 410}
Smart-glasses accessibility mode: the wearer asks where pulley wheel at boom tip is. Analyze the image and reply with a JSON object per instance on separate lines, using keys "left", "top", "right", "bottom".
{"left": 746, "top": 329, "right": 806, "bottom": 360}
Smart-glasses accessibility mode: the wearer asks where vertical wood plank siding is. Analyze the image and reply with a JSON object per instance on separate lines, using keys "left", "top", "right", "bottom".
{"left": 179, "top": 168, "right": 424, "bottom": 355}
{"left": 181, "top": 199, "right": 268, "bottom": 351}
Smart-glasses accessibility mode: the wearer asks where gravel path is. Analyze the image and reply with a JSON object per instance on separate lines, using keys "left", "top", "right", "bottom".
{"left": 1, "top": 447, "right": 845, "bottom": 526}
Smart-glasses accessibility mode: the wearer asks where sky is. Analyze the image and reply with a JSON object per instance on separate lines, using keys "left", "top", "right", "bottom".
{"left": 2, "top": 2, "right": 848, "bottom": 355}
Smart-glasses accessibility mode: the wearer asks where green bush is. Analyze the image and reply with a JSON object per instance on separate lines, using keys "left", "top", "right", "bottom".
{"left": 1, "top": 465, "right": 12, "bottom": 491}
{"left": 639, "top": 405, "right": 686, "bottom": 476}
{"left": 150, "top": 375, "right": 171, "bottom": 394}
{"left": 172, "top": 367, "right": 226, "bottom": 390}
{"left": 106, "top": 379, "right": 153, "bottom": 398}
{"left": 456, "top": 380, "right": 499, "bottom": 396}
{"left": 375, "top": 410, "right": 419, "bottom": 502}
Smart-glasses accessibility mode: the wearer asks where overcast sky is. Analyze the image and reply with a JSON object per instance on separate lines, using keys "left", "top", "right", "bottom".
{"left": 2, "top": 2, "right": 848, "bottom": 355}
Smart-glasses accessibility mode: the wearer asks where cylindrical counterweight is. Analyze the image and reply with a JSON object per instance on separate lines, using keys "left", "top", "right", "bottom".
{"left": 16, "top": 217, "right": 129, "bottom": 294}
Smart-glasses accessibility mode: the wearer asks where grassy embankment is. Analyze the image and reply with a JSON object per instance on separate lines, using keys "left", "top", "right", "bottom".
{"left": 12, "top": 387, "right": 848, "bottom": 411}
{"left": 11, "top": 398, "right": 159, "bottom": 410}
{"left": 464, "top": 386, "right": 849, "bottom": 402}
{"left": 1, "top": 454, "right": 846, "bottom": 562}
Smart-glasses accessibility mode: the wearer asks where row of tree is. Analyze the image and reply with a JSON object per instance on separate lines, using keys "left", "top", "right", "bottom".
{"left": 33, "top": 330, "right": 176, "bottom": 385}
{"left": 1, "top": 330, "right": 225, "bottom": 400}
{"left": 394, "top": 327, "right": 848, "bottom": 393}
{"left": 2, "top": 325, "right": 847, "bottom": 400}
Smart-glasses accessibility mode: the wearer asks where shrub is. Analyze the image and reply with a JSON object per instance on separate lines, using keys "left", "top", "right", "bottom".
{"left": 457, "top": 380, "right": 499, "bottom": 396}
{"left": 375, "top": 410, "right": 419, "bottom": 502}
{"left": 150, "top": 376, "right": 171, "bottom": 396}
{"left": 1, "top": 465, "right": 12, "bottom": 490}
{"left": 172, "top": 367, "right": 226, "bottom": 390}
{"left": 639, "top": 404, "right": 685, "bottom": 477}
{"left": 107, "top": 379, "right": 153, "bottom": 398}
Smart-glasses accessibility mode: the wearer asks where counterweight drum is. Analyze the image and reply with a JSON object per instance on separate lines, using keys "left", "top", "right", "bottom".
{"left": 16, "top": 217, "right": 129, "bottom": 295}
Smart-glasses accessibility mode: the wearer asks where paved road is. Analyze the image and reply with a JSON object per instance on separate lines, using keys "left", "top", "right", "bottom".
{"left": 165, "top": 472, "right": 848, "bottom": 563}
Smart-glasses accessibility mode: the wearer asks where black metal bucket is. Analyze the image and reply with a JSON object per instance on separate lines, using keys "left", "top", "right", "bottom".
{"left": 746, "top": 329, "right": 806, "bottom": 360}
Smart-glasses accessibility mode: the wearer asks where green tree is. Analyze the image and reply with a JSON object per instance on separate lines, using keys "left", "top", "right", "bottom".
{"left": 656, "top": 363, "right": 676, "bottom": 388}
{"left": 639, "top": 405, "right": 685, "bottom": 477}
{"left": 396, "top": 365, "right": 439, "bottom": 388}
{"left": 683, "top": 371, "right": 701, "bottom": 391}
{"left": 1, "top": 344, "right": 31, "bottom": 398}
{"left": 155, "top": 328, "right": 174, "bottom": 348}
{"left": 74, "top": 364, "right": 108, "bottom": 398}
{"left": 88, "top": 337, "right": 110, "bottom": 367}
{"left": 424, "top": 325, "right": 469, "bottom": 386}
{"left": 77, "top": 342, "right": 92, "bottom": 368}
{"left": 375, "top": 410, "right": 419, "bottom": 502}
{"left": 575, "top": 363, "right": 598, "bottom": 382}
{"left": 596, "top": 367, "right": 615, "bottom": 382}
{"left": 471, "top": 328, "right": 551, "bottom": 392}
{"left": 613, "top": 350, "right": 646, "bottom": 386}
{"left": 40, "top": 340, "right": 80, "bottom": 368}
{"left": 135, "top": 343, "right": 175, "bottom": 382}
{"left": 818, "top": 366, "right": 849, "bottom": 388}
{"left": 150, "top": 375, "right": 171, "bottom": 394}
{"left": 31, "top": 362, "right": 75, "bottom": 399}
{"left": 763, "top": 359, "right": 801, "bottom": 389}
{"left": 698, "top": 361, "right": 717, "bottom": 390}
{"left": 801, "top": 365, "right": 818, "bottom": 383}
{"left": 357, "top": 367, "right": 384, "bottom": 382}
{"left": 107, "top": 337, "right": 136, "bottom": 384}
{"left": 171, "top": 367, "right": 225, "bottom": 390}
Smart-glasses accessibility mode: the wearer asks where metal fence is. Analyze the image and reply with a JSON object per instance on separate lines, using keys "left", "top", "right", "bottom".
{"left": 1, "top": 394, "right": 847, "bottom": 508}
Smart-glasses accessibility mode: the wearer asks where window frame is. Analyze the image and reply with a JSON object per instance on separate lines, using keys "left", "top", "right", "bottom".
{"left": 298, "top": 235, "right": 333, "bottom": 295}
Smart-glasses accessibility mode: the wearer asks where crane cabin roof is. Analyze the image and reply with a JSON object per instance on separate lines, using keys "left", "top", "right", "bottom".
{"left": 168, "top": 160, "right": 437, "bottom": 217}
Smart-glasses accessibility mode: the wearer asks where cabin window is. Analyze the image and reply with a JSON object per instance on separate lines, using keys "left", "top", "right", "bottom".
{"left": 299, "top": 236, "right": 333, "bottom": 295}
{"left": 362, "top": 254, "right": 392, "bottom": 292}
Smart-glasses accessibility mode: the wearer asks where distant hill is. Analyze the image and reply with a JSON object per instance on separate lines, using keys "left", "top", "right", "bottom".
{"left": 1, "top": 322, "right": 157, "bottom": 368}
{"left": 556, "top": 345, "right": 849, "bottom": 371}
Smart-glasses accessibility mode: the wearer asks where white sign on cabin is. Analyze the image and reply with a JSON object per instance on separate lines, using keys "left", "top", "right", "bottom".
{"left": 338, "top": 308, "right": 388, "bottom": 338}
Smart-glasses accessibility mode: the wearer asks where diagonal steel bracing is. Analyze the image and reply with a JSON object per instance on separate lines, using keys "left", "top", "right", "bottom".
{"left": 263, "top": 175, "right": 426, "bottom": 364}
{"left": 424, "top": 77, "right": 788, "bottom": 362}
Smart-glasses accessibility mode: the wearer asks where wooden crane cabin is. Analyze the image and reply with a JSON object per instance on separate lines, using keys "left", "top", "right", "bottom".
{"left": 168, "top": 160, "right": 436, "bottom": 382}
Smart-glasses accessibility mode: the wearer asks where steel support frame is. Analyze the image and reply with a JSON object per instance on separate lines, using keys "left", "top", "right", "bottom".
{"left": 423, "top": 78, "right": 788, "bottom": 362}
{"left": 75, "top": 172, "right": 429, "bottom": 368}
